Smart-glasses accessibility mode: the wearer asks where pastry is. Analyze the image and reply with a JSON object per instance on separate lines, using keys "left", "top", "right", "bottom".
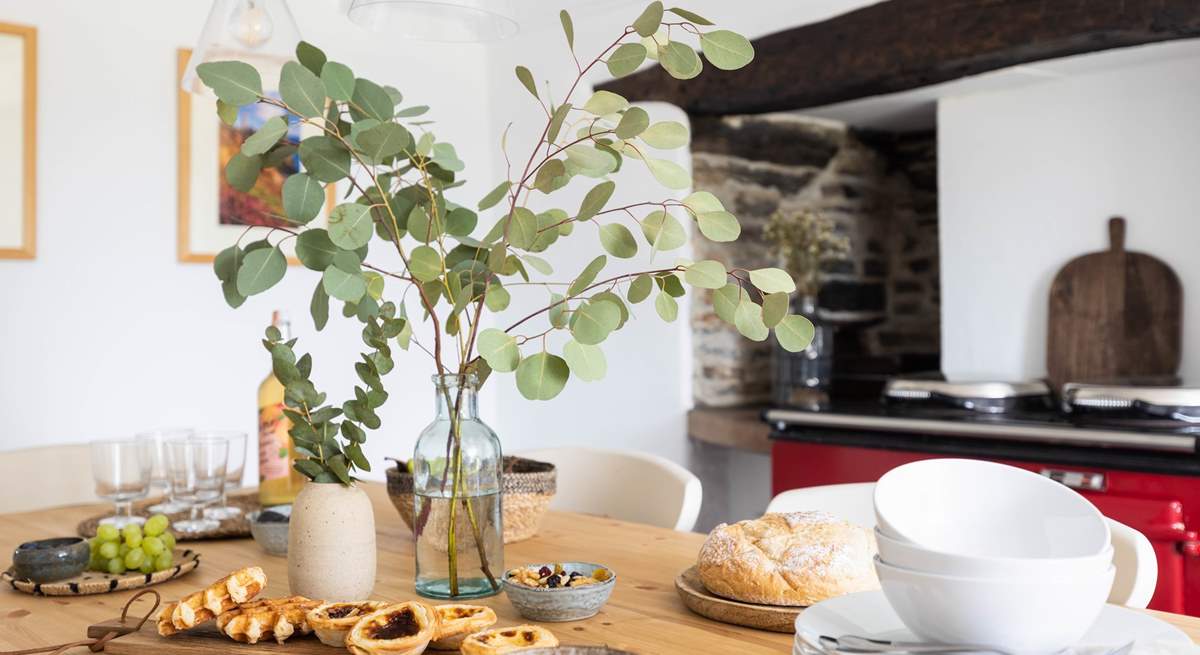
{"left": 156, "top": 566, "right": 267, "bottom": 635}
{"left": 697, "top": 511, "right": 879, "bottom": 606}
{"left": 217, "top": 595, "right": 320, "bottom": 644}
{"left": 345, "top": 601, "right": 438, "bottom": 655}
{"left": 429, "top": 604, "right": 498, "bottom": 650}
{"left": 460, "top": 625, "right": 558, "bottom": 655}
{"left": 307, "top": 600, "right": 391, "bottom": 647}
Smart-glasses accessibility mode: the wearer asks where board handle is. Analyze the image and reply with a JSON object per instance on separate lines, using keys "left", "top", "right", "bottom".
{"left": 1109, "top": 216, "right": 1125, "bottom": 252}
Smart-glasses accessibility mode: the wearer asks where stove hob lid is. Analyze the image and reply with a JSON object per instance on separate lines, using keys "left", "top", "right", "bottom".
{"left": 883, "top": 379, "right": 1053, "bottom": 414}
{"left": 1063, "top": 383, "right": 1200, "bottom": 423}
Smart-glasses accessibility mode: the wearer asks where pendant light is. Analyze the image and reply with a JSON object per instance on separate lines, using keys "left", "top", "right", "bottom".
{"left": 181, "top": 0, "right": 303, "bottom": 95}
{"left": 347, "top": 0, "right": 518, "bottom": 43}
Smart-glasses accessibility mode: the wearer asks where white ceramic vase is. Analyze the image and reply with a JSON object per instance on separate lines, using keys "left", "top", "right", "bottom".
{"left": 288, "top": 481, "right": 376, "bottom": 600}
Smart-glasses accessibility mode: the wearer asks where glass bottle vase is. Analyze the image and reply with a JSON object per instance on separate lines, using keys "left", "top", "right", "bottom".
{"left": 412, "top": 373, "right": 504, "bottom": 599}
{"left": 772, "top": 295, "right": 834, "bottom": 409}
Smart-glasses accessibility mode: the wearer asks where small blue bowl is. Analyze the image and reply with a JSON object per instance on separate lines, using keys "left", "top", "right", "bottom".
{"left": 247, "top": 505, "right": 291, "bottom": 556}
{"left": 12, "top": 537, "right": 90, "bottom": 583}
{"left": 502, "top": 562, "right": 617, "bottom": 622}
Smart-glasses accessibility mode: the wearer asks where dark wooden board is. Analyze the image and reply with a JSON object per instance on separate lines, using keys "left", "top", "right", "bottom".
{"left": 597, "top": 0, "right": 1200, "bottom": 115}
{"left": 674, "top": 566, "right": 801, "bottom": 633}
{"left": 1047, "top": 217, "right": 1182, "bottom": 392}
{"left": 98, "top": 619, "right": 331, "bottom": 654}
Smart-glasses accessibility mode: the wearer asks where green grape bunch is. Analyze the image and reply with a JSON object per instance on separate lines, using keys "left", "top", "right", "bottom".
{"left": 89, "top": 515, "right": 176, "bottom": 576}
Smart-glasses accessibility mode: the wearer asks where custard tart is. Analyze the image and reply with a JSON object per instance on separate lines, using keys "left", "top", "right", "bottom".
{"left": 460, "top": 625, "right": 558, "bottom": 655}
{"left": 216, "top": 596, "right": 320, "bottom": 644}
{"left": 307, "top": 600, "right": 391, "bottom": 647}
{"left": 156, "top": 566, "right": 267, "bottom": 635}
{"left": 429, "top": 604, "right": 498, "bottom": 650}
{"left": 345, "top": 601, "right": 438, "bottom": 655}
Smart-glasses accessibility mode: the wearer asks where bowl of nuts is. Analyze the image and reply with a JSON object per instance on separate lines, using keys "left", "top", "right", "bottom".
{"left": 502, "top": 562, "right": 616, "bottom": 622}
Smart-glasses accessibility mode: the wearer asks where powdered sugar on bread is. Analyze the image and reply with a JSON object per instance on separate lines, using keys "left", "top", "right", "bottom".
{"left": 696, "top": 511, "right": 879, "bottom": 607}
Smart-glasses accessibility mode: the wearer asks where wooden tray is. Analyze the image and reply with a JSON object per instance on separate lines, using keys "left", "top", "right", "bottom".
{"left": 95, "top": 619, "right": 325, "bottom": 654}
{"left": 3, "top": 548, "right": 200, "bottom": 596}
{"left": 674, "top": 566, "right": 802, "bottom": 633}
{"left": 77, "top": 495, "right": 261, "bottom": 541}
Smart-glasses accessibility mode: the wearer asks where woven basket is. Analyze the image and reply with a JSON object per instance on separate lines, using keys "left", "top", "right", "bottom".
{"left": 386, "top": 456, "right": 556, "bottom": 544}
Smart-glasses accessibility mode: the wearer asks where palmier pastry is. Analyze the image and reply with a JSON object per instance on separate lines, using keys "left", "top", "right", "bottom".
{"left": 460, "top": 625, "right": 558, "bottom": 655}
{"left": 429, "top": 604, "right": 498, "bottom": 650}
{"left": 156, "top": 566, "right": 267, "bottom": 635}
{"left": 307, "top": 600, "right": 391, "bottom": 647}
{"left": 216, "top": 595, "right": 320, "bottom": 644}
{"left": 345, "top": 602, "right": 438, "bottom": 655}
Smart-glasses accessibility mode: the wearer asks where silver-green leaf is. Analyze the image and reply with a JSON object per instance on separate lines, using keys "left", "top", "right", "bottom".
{"left": 700, "top": 29, "right": 755, "bottom": 71}
{"left": 749, "top": 267, "right": 797, "bottom": 294}
{"left": 776, "top": 314, "right": 816, "bottom": 352}
{"left": 327, "top": 203, "right": 374, "bottom": 250}
{"left": 241, "top": 116, "right": 288, "bottom": 156}
{"left": 697, "top": 210, "right": 741, "bottom": 242}
{"left": 478, "top": 328, "right": 520, "bottom": 373}
{"left": 516, "top": 352, "right": 570, "bottom": 401}
{"left": 633, "top": 1, "right": 664, "bottom": 37}
{"left": 607, "top": 43, "right": 647, "bottom": 78}
{"left": 236, "top": 246, "right": 287, "bottom": 296}
{"left": 563, "top": 340, "right": 606, "bottom": 382}
{"left": 196, "top": 61, "right": 262, "bottom": 106}
{"left": 279, "top": 61, "right": 326, "bottom": 118}
{"left": 599, "top": 223, "right": 638, "bottom": 259}
{"left": 282, "top": 173, "right": 325, "bottom": 224}
{"left": 684, "top": 260, "right": 727, "bottom": 289}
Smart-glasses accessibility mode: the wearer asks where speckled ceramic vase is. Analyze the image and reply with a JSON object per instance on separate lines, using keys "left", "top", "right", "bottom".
{"left": 288, "top": 481, "right": 376, "bottom": 600}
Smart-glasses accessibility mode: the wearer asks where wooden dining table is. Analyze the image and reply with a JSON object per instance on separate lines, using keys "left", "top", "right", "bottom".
{"left": 1, "top": 483, "right": 1199, "bottom": 654}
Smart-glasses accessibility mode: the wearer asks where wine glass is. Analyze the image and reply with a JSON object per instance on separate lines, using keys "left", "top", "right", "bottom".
{"left": 91, "top": 439, "right": 152, "bottom": 528}
{"left": 195, "top": 430, "right": 247, "bottom": 520}
{"left": 166, "top": 438, "right": 228, "bottom": 534}
{"left": 137, "top": 429, "right": 194, "bottom": 514}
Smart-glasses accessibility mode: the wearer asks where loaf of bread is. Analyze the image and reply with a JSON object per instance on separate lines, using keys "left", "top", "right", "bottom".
{"left": 697, "top": 511, "right": 879, "bottom": 606}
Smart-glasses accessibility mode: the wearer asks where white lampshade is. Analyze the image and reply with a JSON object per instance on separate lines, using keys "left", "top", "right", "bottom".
{"left": 347, "top": 0, "right": 518, "bottom": 43}
{"left": 182, "top": 0, "right": 302, "bottom": 95}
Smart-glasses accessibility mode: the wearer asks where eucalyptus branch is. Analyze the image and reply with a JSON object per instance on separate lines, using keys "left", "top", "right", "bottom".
{"left": 503, "top": 266, "right": 684, "bottom": 334}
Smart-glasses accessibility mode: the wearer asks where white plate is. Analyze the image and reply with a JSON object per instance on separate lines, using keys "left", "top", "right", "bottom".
{"left": 794, "top": 591, "right": 1190, "bottom": 653}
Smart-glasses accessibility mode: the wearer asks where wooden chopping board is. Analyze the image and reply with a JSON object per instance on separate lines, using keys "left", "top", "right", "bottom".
{"left": 93, "top": 619, "right": 330, "bottom": 654}
{"left": 674, "top": 566, "right": 801, "bottom": 633}
{"left": 1047, "top": 217, "right": 1182, "bottom": 392}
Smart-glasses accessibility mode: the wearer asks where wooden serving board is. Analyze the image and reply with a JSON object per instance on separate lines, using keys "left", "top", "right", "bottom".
{"left": 1047, "top": 217, "right": 1182, "bottom": 392}
{"left": 92, "top": 619, "right": 332, "bottom": 654}
{"left": 674, "top": 566, "right": 801, "bottom": 633}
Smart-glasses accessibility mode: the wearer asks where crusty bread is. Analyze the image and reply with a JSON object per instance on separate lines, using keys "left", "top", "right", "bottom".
{"left": 697, "top": 511, "right": 879, "bottom": 606}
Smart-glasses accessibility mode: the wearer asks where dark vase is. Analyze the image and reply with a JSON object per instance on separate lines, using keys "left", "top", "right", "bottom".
{"left": 772, "top": 295, "right": 834, "bottom": 409}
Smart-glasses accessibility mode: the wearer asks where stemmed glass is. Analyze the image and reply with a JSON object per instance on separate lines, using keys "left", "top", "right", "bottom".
{"left": 166, "top": 438, "right": 228, "bottom": 534}
{"left": 138, "top": 429, "right": 194, "bottom": 514}
{"left": 91, "top": 439, "right": 152, "bottom": 528}
{"left": 195, "top": 431, "right": 247, "bottom": 520}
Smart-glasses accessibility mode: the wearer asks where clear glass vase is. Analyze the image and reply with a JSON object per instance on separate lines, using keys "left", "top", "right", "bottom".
{"left": 412, "top": 373, "right": 504, "bottom": 599}
{"left": 772, "top": 295, "right": 834, "bottom": 409}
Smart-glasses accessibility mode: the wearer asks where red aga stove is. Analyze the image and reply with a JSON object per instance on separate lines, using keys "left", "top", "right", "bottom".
{"left": 768, "top": 379, "right": 1200, "bottom": 616}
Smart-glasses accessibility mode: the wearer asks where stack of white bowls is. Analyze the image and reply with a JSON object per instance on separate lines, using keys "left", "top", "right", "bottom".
{"left": 872, "top": 459, "right": 1115, "bottom": 654}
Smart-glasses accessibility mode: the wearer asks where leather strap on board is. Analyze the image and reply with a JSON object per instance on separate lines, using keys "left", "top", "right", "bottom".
{"left": 0, "top": 589, "right": 160, "bottom": 655}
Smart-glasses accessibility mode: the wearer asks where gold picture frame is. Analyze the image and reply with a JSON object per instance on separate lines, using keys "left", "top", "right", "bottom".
{"left": 176, "top": 48, "right": 333, "bottom": 264}
{"left": 0, "top": 22, "right": 36, "bottom": 260}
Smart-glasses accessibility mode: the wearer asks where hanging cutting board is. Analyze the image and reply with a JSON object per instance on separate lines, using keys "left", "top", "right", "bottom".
{"left": 1046, "top": 217, "right": 1182, "bottom": 392}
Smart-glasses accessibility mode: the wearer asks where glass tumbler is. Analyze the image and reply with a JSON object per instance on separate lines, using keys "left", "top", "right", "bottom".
{"left": 138, "top": 429, "right": 194, "bottom": 514}
{"left": 166, "top": 438, "right": 228, "bottom": 534}
{"left": 195, "top": 431, "right": 247, "bottom": 520}
{"left": 91, "top": 439, "right": 152, "bottom": 528}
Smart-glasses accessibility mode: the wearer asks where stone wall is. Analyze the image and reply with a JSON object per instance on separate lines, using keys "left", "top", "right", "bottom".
{"left": 690, "top": 114, "right": 939, "bottom": 407}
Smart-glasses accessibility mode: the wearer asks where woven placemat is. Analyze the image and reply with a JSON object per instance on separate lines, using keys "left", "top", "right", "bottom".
{"left": 3, "top": 547, "right": 200, "bottom": 596}
{"left": 77, "top": 494, "right": 261, "bottom": 541}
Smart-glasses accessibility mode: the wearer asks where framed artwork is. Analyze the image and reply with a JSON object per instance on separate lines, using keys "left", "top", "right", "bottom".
{"left": 0, "top": 22, "right": 36, "bottom": 259}
{"left": 177, "top": 48, "right": 333, "bottom": 264}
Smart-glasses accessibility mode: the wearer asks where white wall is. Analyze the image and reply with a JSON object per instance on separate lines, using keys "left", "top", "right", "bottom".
{"left": 939, "top": 53, "right": 1200, "bottom": 381}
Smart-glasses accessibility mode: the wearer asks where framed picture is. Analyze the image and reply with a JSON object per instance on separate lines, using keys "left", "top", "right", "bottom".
{"left": 0, "top": 22, "right": 36, "bottom": 260}
{"left": 177, "top": 48, "right": 333, "bottom": 264}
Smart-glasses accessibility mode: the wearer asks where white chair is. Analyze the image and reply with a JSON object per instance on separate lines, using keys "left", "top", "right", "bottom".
{"left": 766, "top": 482, "right": 1159, "bottom": 609}
{"left": 517, "top": 447, "right": 703, "bottom": 532}
{"left": 0, "top": 444, "right": 96, "bottom": 513}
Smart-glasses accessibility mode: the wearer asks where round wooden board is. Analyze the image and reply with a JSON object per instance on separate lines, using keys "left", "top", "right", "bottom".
{"left": 77, "top": 494, "right": 260, "bottom": 541}
{"left": 3, "top": 548, "right": 200, "bottom": 596}
{"left": 674, "top": 566, "right": 802, "bottom": 633}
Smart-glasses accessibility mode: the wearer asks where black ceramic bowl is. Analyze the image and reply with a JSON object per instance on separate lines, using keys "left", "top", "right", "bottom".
{"left": 11, "top": 537, "right": 90, "bottom": 583}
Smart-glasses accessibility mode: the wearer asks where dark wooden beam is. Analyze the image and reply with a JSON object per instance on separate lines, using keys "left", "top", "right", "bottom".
{"left": 597, "top": 0, "right": 1200, "bottom": 115}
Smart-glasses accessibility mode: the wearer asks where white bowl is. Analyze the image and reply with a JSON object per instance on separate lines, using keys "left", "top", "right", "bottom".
{"left": 875, "top": 459, "right": 1110, "bottom": 558}
{"left": 876, "top": 556, "right": 1114, "bottom": 654}
{"left": 874, "top": 527, "right": 1113, "bottom": 579}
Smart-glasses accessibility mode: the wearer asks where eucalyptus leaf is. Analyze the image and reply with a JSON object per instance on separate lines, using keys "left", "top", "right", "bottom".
{"left": 409, "top": 245, "right": 442, "bottom": 282}
{"left": 641, "top": 210, "right": 686, "bottom": 251}
{"left": 478, "top": 181, "right": 511, "bottom": 211}
{"left": 396, "top": 105, "right": 429, "bottom": 118}
{"left": 734, "top": 299, "right": 769, "bottom": 341}
{"left": 408, "top": 205, "right": 444, "bottom": 244}
{"left": 776, "top": 314, "right": 816, "bottom": 352}
{"left": 515, "top": 353, "right": 569, "bottom": 401}
{"left": 327, "top": 203, "right": 374, "bottom": 250}
{"left": 446, "top": 207, "right": 477, "bottom": 237}
{"left": 570, "top": 300, "right": 620, "bottom": 345}
{"left": 279, "top": 61, "right": 326, "bottom": 118}
{"left": 485, "top": 284, "right": 510, "bottom": 311}
{"left": 296, "top": 228, "right": 338, "bottom": 271}
{"left": 577, "top": 181, "right": 615, "bottom": 223}
{"left": 213, "top": 245, "right": 242, "bottom": 282}
{"left": 296, "top": 41, "right": 327, "bottom": 75}
{"left": 712, "top": 282, "right": 742, "bottom": 323}
{"left": 522, "top": 254, "right": 553, "bottom": 276}
{"left": 216, "top": 99, "right": 238, "bottom": 126}
{"left": 655, "top": 291, "right": 678, "bottom": 322}
{"left": 282, "top": 173, "right": 325, "bottom": 224}
{"left": 582, "top": 90, "right": 629, "bottom": 115}
{"left": 607, "top": 43, "right": 647, "bottom": 78}
{"left": 196, "top": 60, "right": 262, "bottom": 105}
{"left": 478, "top": 328, "right": 520, "bottom": 372}
{"left": 568, "top": 255, "right": 607, "bottom": 297}
{"left": 592, "top": 290, "right": 629, "bottom": 329}
{"left": 682, "top": 190, "right": 724, "bottom": 214}
{"left": 684, "top": 260, "right": 727, "bottom": 289}
{"left": 241, "top": 116, "right": 288, "bottom": 156}
{"left": 507, "top": 208, "right": 538, "bottom": 250}
{"left": 563, "top": 340, "right": 606, "bottom": 382}
{"left": 598, "top": 223, "right": 638, "bottom": 259}
{"left": 641, "top": 121, "right": 690, "bottom": 149}
{"left": 661, "top": 41, "right": 702, "bottom": 80}
{"left": 697, "top": 210, "right": 741, "bottom": 241}
{"left": 666, "top": 6, "right": 714, "bottom": 24}
{"left": 565, "top": 145, "right": 618, "bottom": 177}
{"left": 700, "top": 29, "right": 756, "bottom": 70}
{"left": 237, "top": 246, "right": 287, "bottom": 296}
{"left": 320, "top": 61, "right": 355, "bottom": 101}
{"left": 560, "top": 10, "right": 574, "bottom": 49}
{"left": 533, "top": 159, "right": 567, "bottom": 193}
{"left": 356, "top": 122, "right": 412, "bottom": 161}
{"left": 548, "top": 103, "right": 572, "bottom": 144}
{"left": 645, "top": 157, "right": 690, "bottom": 190}
{"left": 351, "top": 78, "right": 394, "bottom": 122}
{"left": 311, "top": 280, "right": 330, "bottom": 330}
{"left": 323, "top": 265, "right": 367, "bottom": 302}
{"left": 762, "top": 292, "right": 789, "bottom": 328}
{"left": 749, "top": 267, "right": 797, "bottom": 294}
{"left": 628, "top": 274, "right": 653, "bottom": 303}
{"left": 633, "top": 1, "right": 664, "bottom": 36}
{"left": 616, "top": 106, "right": 650, "bottom": 139}
{"left": 515, "top": 65, "right": 538, "bottom": 100}
{"left": 299, "top": 136, "right": 351, "bottom": 183}
{"left": 549, "top": 293, "right": 568, "bottom": 328}
{"left": 225, "top": 153, "right": 262, "bottom": 193}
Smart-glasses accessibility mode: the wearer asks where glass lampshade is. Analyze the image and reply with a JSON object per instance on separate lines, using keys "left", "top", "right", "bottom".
{"left": 347, "top": 0, "right": 518, "bottom": 43}
{"left": 181, "top": 0, "right": 302, "bottom": 95}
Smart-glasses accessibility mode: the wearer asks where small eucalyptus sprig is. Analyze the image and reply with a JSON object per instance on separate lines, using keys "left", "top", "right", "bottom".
{"left": 764, "top": 209, "right": 851, "bottom": 299}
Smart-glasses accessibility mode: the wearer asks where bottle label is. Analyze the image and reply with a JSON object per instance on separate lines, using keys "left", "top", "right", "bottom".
{"left": 258, "top": 403, "right": 291, "bottom": 482}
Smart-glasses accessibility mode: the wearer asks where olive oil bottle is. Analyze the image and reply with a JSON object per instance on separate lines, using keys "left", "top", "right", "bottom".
{"left": 258, "top": 311, "right": 304, "bottom": 506}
